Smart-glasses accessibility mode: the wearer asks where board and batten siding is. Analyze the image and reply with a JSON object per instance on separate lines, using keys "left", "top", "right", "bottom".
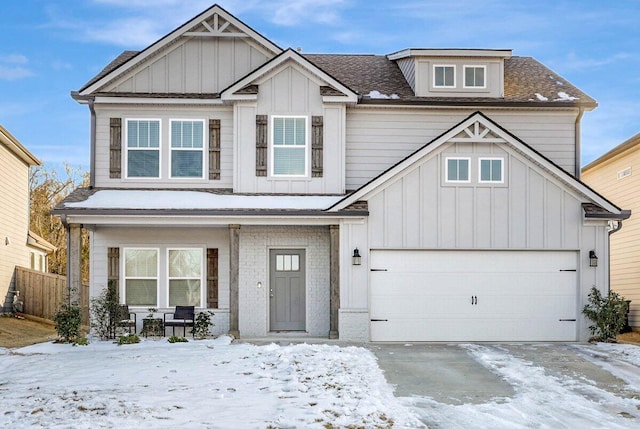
{"left": 366, "top": 142, "right": 583, "bottom": 250}
{"left": 104, "top": 38, "right": 271, "bottom": 94}
{"left": 93, "top": 105, "right": 233, "bottom": 188}
{"left": 345, "top": 108, "right": 577, "bottom": 190}
{"left": 234, "top": 64, "right": 346, "bottom": 194}
{"left": 0, "top": 143, "right": 31, "bottom": 310}
{"left": 583, "top": 143, "right": 640, "bottom": 328}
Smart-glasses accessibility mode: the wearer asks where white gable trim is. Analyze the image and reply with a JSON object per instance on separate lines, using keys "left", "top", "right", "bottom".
{"left": 328, "top": 112, "right": 622, "bottom": 214}
{"left": 221, "top": 49, "right": 358, "bottom": 103}
{"left": 79, "top": 5, "right": 282, "bottom": 96}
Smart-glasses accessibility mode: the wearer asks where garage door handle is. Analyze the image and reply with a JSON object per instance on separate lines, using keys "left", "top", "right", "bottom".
{"left": 370, "top": 319, "right": 388, "bottom": 322}
{"left": 559, "top": 319, "right": 576, "bottom": 322}
{"left": 471, "top": 295, "right": 477, "bottom": 305}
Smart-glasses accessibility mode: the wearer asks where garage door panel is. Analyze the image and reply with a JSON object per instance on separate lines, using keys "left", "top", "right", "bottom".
{"left": 370, "top": 250, "right": 578, "bottom": 342}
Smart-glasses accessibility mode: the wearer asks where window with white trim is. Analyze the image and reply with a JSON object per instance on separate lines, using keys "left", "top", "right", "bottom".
{"left": 434, "top": 65, "right": 455, "bottom": 88}
{"left": 126, "top": 119, "right": 160, "bottom": 178}
{"left": 479, "top": 158, "right": 503, "bottom": 183}
{"left": 168, "top": 248, "right": 203, "bottom": 307}
{"left": 446, "top": 157, "right": 470, "bottom": 182}
{"left": 170, "top": 120, "right": 205, "bottom": 178}
{"left": 124, "top": 248, "right": 158, "bottom": 306}
{"left": 271, "top": 116, "right": 308, "bottom": 176}
{"left": 464, "top": 65, "right": 486, "bottom": 88}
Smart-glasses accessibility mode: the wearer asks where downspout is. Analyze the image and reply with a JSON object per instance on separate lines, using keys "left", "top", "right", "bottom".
{"left": 575, "top": 106, "right": 584, "bottom": 179}
{"left": 88, "top": 97, "right": 96, "bottom": 188}
{"left": 607, "top": 220, "right": 624, "bottom": 294}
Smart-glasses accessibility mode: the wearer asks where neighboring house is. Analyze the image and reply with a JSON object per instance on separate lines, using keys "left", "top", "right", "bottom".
{"left": 582, "top": 132, "right": 640, "bottom": 330}
{"left": 54, "top": 4, "right": 629, "bottom": 342}
{"left": 0, "top": 125, "right": 54, "bottom": 312}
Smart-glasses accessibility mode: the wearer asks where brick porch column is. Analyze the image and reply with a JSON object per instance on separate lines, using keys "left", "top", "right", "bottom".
{"left": 229, "top": 224, "right": 240, "bottom": 338}
{"left": 329, "top": 225, "right": 340, "bottom": 339}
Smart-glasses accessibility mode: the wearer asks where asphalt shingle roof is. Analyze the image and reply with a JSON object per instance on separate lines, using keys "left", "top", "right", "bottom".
{"left": 79, "top": 50, "right": 595, "bottom": 108}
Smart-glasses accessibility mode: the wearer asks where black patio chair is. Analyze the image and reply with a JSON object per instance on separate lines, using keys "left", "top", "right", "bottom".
{"left": 117, "top": 305, "right": 137, "bottom": 334}
{"left": 164, "top": 305, "right": 195, "bottom": 337}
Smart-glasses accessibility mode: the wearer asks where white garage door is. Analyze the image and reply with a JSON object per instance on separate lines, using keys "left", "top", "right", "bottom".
{"left": 370, "top": 250, "right": 578, "bottom": 342}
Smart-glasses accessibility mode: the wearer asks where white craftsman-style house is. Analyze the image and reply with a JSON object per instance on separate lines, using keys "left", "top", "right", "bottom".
{"left": 55, "top": 4, "right": 629, "bottom": 341}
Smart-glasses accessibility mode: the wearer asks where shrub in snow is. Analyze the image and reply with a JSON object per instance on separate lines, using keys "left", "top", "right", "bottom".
{"left": 90, "top": 282, "right": 120, "bottom": 340}
{"left": 53, "top": 304, "right": 82, "bottom": 343}
{"left": 168, "top": 335, "right": 189, "bottom": 343}
{"left": 582, "top": 286, "right": 629, "bottom": 342}
{"left": 192, "top": 310, "right": 215, "bottom": 339}
{"left": 118, "top": 333, "right": 140, "bottom": 345}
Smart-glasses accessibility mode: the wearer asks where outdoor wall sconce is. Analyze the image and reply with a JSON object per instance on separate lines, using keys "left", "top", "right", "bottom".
{"left": 589, "top": 250, "right": 598, "bottom": 267}
{"left": 352, "top": 248, "right": 361, "bottom": 265}
{"left": 257, "top": 281, "right": 262, "bottom": 289}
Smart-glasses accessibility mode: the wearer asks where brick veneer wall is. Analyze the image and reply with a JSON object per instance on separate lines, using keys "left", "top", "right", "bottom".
{"left": 238, "top": 225, "right": 330, "bottom": 337}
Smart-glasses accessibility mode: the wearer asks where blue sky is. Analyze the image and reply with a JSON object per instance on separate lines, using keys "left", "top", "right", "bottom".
{"left": 1, "top": 0, "right": 638, "bottom": 175}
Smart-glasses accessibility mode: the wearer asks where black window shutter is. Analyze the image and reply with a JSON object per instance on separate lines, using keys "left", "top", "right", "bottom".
{"left": 256, "top": 115, "right": 268, "bottom": 176}
{"left": 110, "top": 118, "right": 122, "bottom": 178}
{"left": 209, "top": 119, "right": 221, "bottom": 180}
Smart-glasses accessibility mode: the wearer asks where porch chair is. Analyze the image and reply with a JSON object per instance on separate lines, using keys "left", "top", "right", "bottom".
{"left": 164, "top": 305, "right": 195, "bottom": 337}
{"left": 117, "top": 305, "right": 137, "bottom": 334}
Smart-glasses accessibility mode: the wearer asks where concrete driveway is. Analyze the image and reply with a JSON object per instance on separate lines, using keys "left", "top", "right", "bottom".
{"left": 369, "top": 343, "right": 640, "bottom": 428}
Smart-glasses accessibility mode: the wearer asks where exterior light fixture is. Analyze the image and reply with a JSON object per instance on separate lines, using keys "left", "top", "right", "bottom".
{"left": 589, "top": 250, "right": 598, "bottom": 267}
{"left": 352, "top": 248, "right": 361, "bottom": 266}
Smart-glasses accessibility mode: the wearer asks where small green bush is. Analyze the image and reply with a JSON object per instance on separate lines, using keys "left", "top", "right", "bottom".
{"left": 168, "top": 335, "right": 189, "bottom": 343}
{"left": 192, "top": 311, "right": 215, "bottom": 339}
{"left": 582, "top": 286, "right": 629, "bottom": 342}
{"left": 53, "top": 305, "right": 82, "bottom": 343}
{"left": 90, "top": 282, "right": 120, "bottom": 340}
{"left": 118, "top": 334, "right": 140, "bottom": 345}
{"left": 73, "top": 336, "right": 89, "bottom": 346}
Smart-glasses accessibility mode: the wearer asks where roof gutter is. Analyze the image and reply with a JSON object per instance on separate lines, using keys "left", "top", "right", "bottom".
{"left": 575, "top": 106, "right": 584, "bottom": 179}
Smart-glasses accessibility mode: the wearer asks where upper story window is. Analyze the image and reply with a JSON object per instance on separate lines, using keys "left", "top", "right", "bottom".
{"left": 433, "top": 65, "right": 455, "bottom": 88}
{"left": 170, "top": 120, "right": 205, "bottom": 178}
{"left": 126, "top": 119, "right": 160, "bottom": 178}
{"left": 446, "top": 157, "right": 470, "bottom": 182}
{"left": 271, "top": 116, "right": 308, "bottom": 177}
{"left": 464, "top": 66, "right": 486, "bottom": 88}
{"left": 124, "top": 248, "right": 159, "bottom": 306}
{"left": 479, "top": 158, "right": 503, "bottom": 183}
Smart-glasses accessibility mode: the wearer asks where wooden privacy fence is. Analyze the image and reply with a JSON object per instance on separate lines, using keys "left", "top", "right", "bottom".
{"left": 14, "top": 267, "right": 89, "bottom": 325}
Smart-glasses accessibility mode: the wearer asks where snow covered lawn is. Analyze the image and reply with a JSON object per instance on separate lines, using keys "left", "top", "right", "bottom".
{"left": 0, "top": 337, "right": 420, "bottom": 428}
{"left": 1, "top": 338, "right": 640, "bottom": 428}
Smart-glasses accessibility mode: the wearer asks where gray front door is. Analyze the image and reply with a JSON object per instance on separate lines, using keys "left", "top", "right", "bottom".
{"left": 270, "top": 249, "right": 306, "bottom": 331}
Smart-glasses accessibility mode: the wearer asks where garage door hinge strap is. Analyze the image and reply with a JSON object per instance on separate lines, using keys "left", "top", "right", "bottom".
{"left": 559, "top": 269, "right": 577, "bottom": 272}
{"left": 370, "top": 319, "right": 388, "bottom": 322}
{"left": 370, "top": 269, "right": 388, "bottom": 272}
{"left": 559, "top": 319, "right": 577, "bottom": 322}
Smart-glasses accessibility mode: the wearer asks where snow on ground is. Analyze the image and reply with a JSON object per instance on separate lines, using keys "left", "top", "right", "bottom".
{"left": 0, "top": 337, "right": 420, "bottom": 428}
{"left": 404, "top": 344, "right": 640, "bottom": 429}
{"left": 2, "top": 339, "right": 640, "bottom": 428}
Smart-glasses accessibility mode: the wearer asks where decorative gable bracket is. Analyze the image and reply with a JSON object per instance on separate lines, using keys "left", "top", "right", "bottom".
{"left": 184, "top": 13, "right": 249, "bottom": 39}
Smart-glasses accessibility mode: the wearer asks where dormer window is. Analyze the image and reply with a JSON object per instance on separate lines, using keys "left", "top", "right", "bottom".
{"left": 464, "top": 66, "right": 486, "bottom": 88}
{"left": 433, "top": 65, "right": 455, "bottom": 88}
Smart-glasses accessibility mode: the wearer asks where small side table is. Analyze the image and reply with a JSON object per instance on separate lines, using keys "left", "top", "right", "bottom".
{"left": 141, "top": 318, "right": 164, "bottom": 337}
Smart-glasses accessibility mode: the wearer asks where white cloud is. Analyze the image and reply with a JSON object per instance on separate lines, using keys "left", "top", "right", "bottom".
{"left": 51, "top": 60, "right": 73, "bottom": 71}
{"left": 2, "top": 54, "right": 29, "bottom": 64}
{"left": 560, "top": 52, "right": 633, "bottom": 72}
{"left": 85, "top": 17, "right": 166, "bottom": 47}
{"left": 0, "top": 65, "right": 35, "bottom": 80}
